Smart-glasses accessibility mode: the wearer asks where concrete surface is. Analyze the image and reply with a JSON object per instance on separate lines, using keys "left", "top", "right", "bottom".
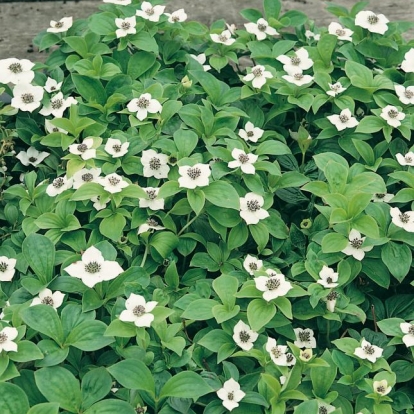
{"left": 0, "top": 0, "right": 413, "bottom": 62}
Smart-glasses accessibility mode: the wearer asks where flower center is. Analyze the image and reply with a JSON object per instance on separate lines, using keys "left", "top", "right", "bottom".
{"left": 298, "top": 330, "right": 311, "bottom": 342}
{"left": 271, "top": 346, "right": 283, "bottom": 358}
{"left": 238, "top": 154, "right": 250, "bottom": 164}
{"left": 350, "top": 238, "right": 363, "bottom": 249}
{"left": 147, "top": 218, "right": 159, "bottom": 227}
{"left": 52, "top": 127, "right": 59, "bottom": 132}
{"left": 108, "top": 176, "right": 121, "bottom": 186}
{"left": 121, "top": 22, "right": 131, "bottom": 30}
{"left": 335, "top": 29, "right": 346, "bottom": 36}
{"left": 132, "top": 305, "right": 146, "bottom": 317}
{"left": 8, "top": 62, "right": 23, "bottom": 74}
{"left": 53, "top": 177, "right": 65, "bottom": 188}
{"left": 375, "top": 193, "right": 385, "bottom": 199}
{"left": 227, "top": 391, "right": 234, "bottom": 401}
{"left": 286, "top": 353, "right": 294, "bottom": 363}
{"left": 405, "top": 155, "right": 412, "bottom": 163}
{"left": 291, "top": 56, "right": 301, "bottom": 65}
{"left": 319, "top": 407, "right": 328, "bottom": 414}
{"left": 218, "top": 34, "right": 229, "bottom": 42}
{"left": 326, "top": 277, "right": 333, "bottom": 284}
{"left": 145, "top": 7, "right": 154, "bottom": 15}
{"left": 257, "top": 23, "right": 267, "bottom": 31}
{"left": 404, "top": 90, "right": 414, "bottom": 98}
{"left": 408, "top": 325, "right": 414, "bottom": 335}
{"left": 77, "top": 144, "right": 88, "bottom": 152}
{"left": 0, "top": 332, "right": 8, "bottom": 344}
{"left": 367, "top": 14, "right": 379, "bottom": 24}
{"left": 137, "top": 97, "right": 150, "bottom": 108}
{"left": 28, "top": 157, "right": 37, "bottom": 163}
{"left": 294, "top": 73, "right": 304, "bottom": 80}
{"left": 388, "top": 109, "right": 399, "bottom": 118}
{"left": 51, "top": 99, "right": 63, "bottom": 109}
{"left": 239, "top": 330, "right": 250, "bottom": 343}
{"left": 301, "top": 351, "right": 312, "bottom": 360}
{"left": 0, "top": 261, "right": 8, "bottom": 272}
{"left": 54, "top": 21, "right": 64, "bottom": 28}
{"left": 146, "top": 189, "right": 157, "bottom": 200}
{"left": 252, "top": 67, "right": 263, "bottom": 77}
{"left": 376, "top": 385, "right": 385, "bottom": 393}
{"left": 187, "top": 167, "right": 202, "bottom": 180}
{"left": 331, "top": 84, "right": 341, "bottom": 91}
{"left": 265, "top": 277, "right": 281, "bottom": 290}
{"left": 248, "top": 262, "right": 257, "bottom": 271}
{"left": 41, "top": 296, "right": 54, "bottom": 306}
{"left": 247, "top": 131, "right": 254, "bottom": 137}
{"left": 327, "top": 291, "right": 339, "bottom": 301}
{"left": 149, "top": 157, "right": 161, "bottom": 170}
{"left": 21, "top": 93, "right": 34, "bottom": 104}
{"left": 172, "top": 15, "right": 180, "bottom": 22}
{"left": 85, "top": 261, "right": 101, "bottom": 274}
{"left": 339, "top": 114, "right": 349, "bottom": 123}
{"left": 246, "top": 199, "right": 261, "bottom": 212}
{"left": 363, "top": 344, "right": 375, "bottom": 355}
{"left": 112, "top": 144, "right": 122, "bottom": 153}
{"left": 82, "top": 173, "right": 94, "bottom": 182}
{"left": 399, "top": 212, "right": 410, "bottom": 223}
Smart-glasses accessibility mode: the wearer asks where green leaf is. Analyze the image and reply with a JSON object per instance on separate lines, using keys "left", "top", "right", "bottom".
{"left": 212, "top": 304, "right": 241, "bottom": 324}
{"left": 325, "top": 161, "right": 348, "bottom": 193}
{"left": 274, "top": 171, "right": 310, "bottom": 189}
{"left": 150, "top": 231, "right": 179, "bottom": 258}
{"left": 8, "top": 340, "right": 43, "bottom": 363}
{"left": 130, "top": 31, "right": 158, "bottom": 53}
{"left": 212, "top": 274, "right": 239, "bottom": 308}
{"left": 72, "top": 74, "right": 107, "bottom": 105}
{"left": 321, "top": 233, "right": 348, "bottom": 253}
{"left": 264, "top": 0, "right": 281, "bottom": 18}
{"left": 0, "top": 383, "right": 30, "bottom": 414}
{"left": 127, "top": 51, "right": 156, "bottom": 79}
{"left": 181, "top": 299, "right": 219, "bottom": 320}
{"left": 198, "top": 329, "right": 233, "bottom": 352}
{"left": 36, "top": 339, "right": 69, "bottom": 367}
{"left": 70, "top": 182, "right": 106, "bottom": 201}
{"left": 159, "top": 371, "right": 213, "bottom": 399}
{"left": 65, "top": 320, "right": 114, "bottom": 351}
{"left": 174, "top": 129, "right": 198, "bottom": 157}
{"left": 187, "top": 189, "right": 205, "bottom": 215}
{"left": 310, "top": 350, "right": 337, "bottom": 398}
{"left": 107, "top": 359, "right": 155, "bottom": 395}
{"left": 331, "top": 337, "right": 360, "bottom": 354}
{"left": 377, "top": 317, "right": 406, "bottom": 336}
{"left": 381, "top": 242, "right": 411, "bottom": 282}
{"left": 203, "top": 181, "right": 240, "bottom": 210}
{"left": 317, "top": 34, "right": 337, "bottom": 66}
{"left": 99, "top": 213, "right": 126, "bottom": 242}
{"left": 255, "top": 140, "right": 291, "bottom": 156}
{"left": 227, "top": 223, "right": 249, "bottom": 250}
{"left": 293, "top": 400, "right": 319, "bottom": 414}
{"left": 84, "top": 400, "right": 137, "bottom": 414}
{"left": 247, "top": 298, "right": 276, "bottom": 331}
{"left": 89, "top": 12, "right": 117, "bottom": 35}
{"left": 81, "top": 368, "right": 113, "bottom": 410}
{"left": 22, "top": 234, "right": 55, "bottom": 285}
{"left": 190, "top": 70, "right": 226, "bottom": 106}
{"left": 355, "top": 116, "right": 385, "bottom": 133}
{"left": 28, "top": 403, "right": 60, "bottom": 414}
{"left": 34, "top": 367, "right": 82, "bottom": 412}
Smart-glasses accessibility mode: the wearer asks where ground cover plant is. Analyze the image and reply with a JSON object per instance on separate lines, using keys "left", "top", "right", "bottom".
{"left": 0, "top": 0, "right": 414, "bottom": 412}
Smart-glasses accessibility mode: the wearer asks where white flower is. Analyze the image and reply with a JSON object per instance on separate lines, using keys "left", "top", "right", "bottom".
{"left": 138, "top": 217, "right": 165, "bottom": 234}
{"left": 31, "top": 288, "right": 65, "bottom": 310}
{"left": 0, "top": 58, "right": 35, "bottom": 84}
{"left": 327, "top": 82, "right": 346, "bottom": 97}
{"left": 279, "top": 375, "right": 287, "bottom": 385}
{"left": 401, "top": 49, "right": 414, "bottom": 73}
{"left": 189, "top": 53, "right": 211, "bottom": 71}
{"left": 68, "top": 138, "right": 96, "bottom": 160}
{"left": 318, "top": 401, "right": 336, "bottom": 414}
{"left": 99, "top": 173, "right": 129, "bottom": 193}
{"left": 72, "top": 167, "right": 101, "bottom": 189}
{"left": 354, "top": 338, "right": 383, "bottom": 363}
{"left": 395, "top": 85, "right": 414, "bottom": 105}
{"left": 127, "top": 93, "right": 162, "bottom": 121}
{"left": 355, "top": 11, "right": 389, "bottom": 34}
{"left": 226, "top": 23, "right": 237, "bottom": 35}
{"left": 244, "top": 18, "right": 278, "bottom": 41}
{"left": 217, "top": 378, "right": 245, "bottom": 412}
{"left": 47, "top": 17, "right": 73, "bottom": 33}
{"left": 44, "top": 77, "right": 62, "bottom": 93}
{"left": 139, "top": 187, "right": 164, "bottom": 210}
{"left": 115, "top": 16, "right": 136, "bottom": 38}
{"left": 0, "top": 327, "right": 18, "bottom": 353}
{"left": 11, "top": 83, "right": 44, "bottom": 112}
{"left": 210, "top": 30, "right": 236, "bottom": 46}
{"left": 165, "top": 9, "right": 187, "bottom": 23}
{"left": 64, "top": 246, "right": 124, "bottom": 288}
{"left": 328, "top": 22, "right": 353, "bottom": 41}
{"left": 243, "top": 254, "right": 263, "bottom": 275}
{"left": 45, "top": 119, "right": 68, "bottom": 135}
{"left": 294, "top": 328, "right": 317, "bottom": 348}
{"left": 396, "top": 152, "right": 414, "bottom": 166}
{"left": 266, "top": 337, "right": 288, "bottom": 366}
{"left": 390, "top": 207, "right": 414, "bottom": 232}
{"left": 300, "top": 349, "right": 313, "bottom": 361}
{"left": 233, "top": 320, "right": 258, "bottom": 351}
{"left": 239, "top": 192, "right": 269, "bottom": 225}
{"left": 400, "top": 322, "right": 414, "bottom": 347}
{"left": 91, "top": 196, "right": 108, "bottom": 211}
{"left": 372, "top": 193, "right": 394, "bottom": 203}
{"left": 136, "top": 2, "right": 165, "bottom": 22}
{"left": 0, "top": 301, "right": 10, "bottom": 320}
{"left": 238, "top": 122, "right": 264, "bottom": 143}
{"left": 317, "top": 265, "right": 339, "bottom": 288}
{"left": 255, "top": 273, "right": 292, "bottom": 302}
{"left": 119, "top": 293, "right": 158, "bottom": 327}
{"left": 341, "top": 229, "right": 373, "bottom": 261}
{"left": 277, "top": 48, "right": 314, "bottom": 73}
{"left": 103, "top": 0, "right": 131, "bottom": 4}
{"left": 243, "top": 65, "right": 273, "bottom": 89}
{"left": 282, "top": 70, "right": 314, "bottom": 86}
{"left": 104, "top": 138, "right": 129, "bottom": 158}
{"left": 325, "top": 291, "right": 339, "bottom": 313}
{"left": 46, "top": 175, "right": 73, "bottom": 196}
{"left": 373, "top": 380, "right": 392, "bottom": 396}
{"left": 40, "top": 93, "right": 77, "bottom": 118}
{"left": 178, "top": 163, "right": 211, "bottom": 189}
{"left": 141, "top": 149, "right": 170, "bottom": 179}
{"left": 327, "top": 108, "right": 359, "bottom": 131}
{"left": 0, "top": 257, "right": 16, "bottom": 282}
{"left": 380, "top": 105, "right": 405, "bottom": 128}
{"left": 16, "top": 147, "right": 49, "bottom": 167}
{"left": 286, "top": 352, "right": 296, "bottom": 366}
{"left": 305, "top": 30, "right": 320, "bottom": 41}
{"left": 228, "top": 148, "right": 258, "bottom": 174}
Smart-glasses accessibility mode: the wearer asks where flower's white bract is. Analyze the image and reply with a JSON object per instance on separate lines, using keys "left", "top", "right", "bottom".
{"left": 266, "top": 337, "right": 288, "bottom": 366}
{"left": 99, "top": 173, "right": 129, "bottom": 193}
{"left": 105, "top": 138, "right": 129, "bottom": 158}
{"left": 317, "top": 265, "right": 339, "bottom": 288}
{"left": 0, "top": 326, "right": 18, "bottom": 353}
{"left": 178, "top": 163, "right": 211, "bottom": 189}
{"left": 282, "top": 70, "right": 314, "bottom": 87}
{"left": 119, "top": 293, "right": 158, "bottom": 327}
{"left": 0, "top": 58, "right": 35, "bottom": 84}
{"left": 341, "top": 229, "right": 373, "bottom": 261}
{"left": 0, "top": 257, "right": 16, "bottom": 282}
{"left": 216, "top": 378, "right": 245, "bottom": 412}
{"left": 189, "top": 53, "right": 211, "bottom": 71}
{"left": 238, "top": 122, "right": 264, "bottom": 143}
{"left": 228, "top": 148, "right": 258, "bottom": 174}
{"left": 328, "top": 22, "right": 353, "bottom": 41}
{"left": 395, "top": 85, "right": 414, "bottom": 105}
{"left": 390, "top": 207, "right": 414, "bottom": 232}
{"left": 294, "top": 328, "right": 317, "bottom": 348}
{"left": 139, "top": 187, "right": 165, "bottom": 210}
{"left": 327, "top": 108, "right": 359, "bottom": 131}
{"left": 127, "top": 93, "right": 162, "bottom": 121}
{"left": 45, "top": 119, "right": 68, "bottom": 135}
{"left": 354, "top": 338, "right": 383, "bottom": 363}
{"left": 72, "top": 167, "right": 101, "bottom": 189}
{"left": 44, "top": 77, "right": 62, "bottom": 93}
{"left": 254, "top": 273, "right": 292, "bottom": 302}
{"left": 372, "top": 193, "right": 394, "bottom": 203}
{"left": 210, "top": 30, "right": 236, "bottom": 46}
{"left": 243, "top": 65, "right": 273, "bottom": 89}
{"left": 165, "top": 9, "right": 187, "bottom": 23}
{"left": 64, "top": 246, "right": 124, "bottom": 288}
{"left": 46, "top": 175, "right": 73, "bottom": 196}
{"left": 396, "top": 152, "right": 414, "bottom": 166}
{"left": 380, "top": 105, "right": 405, "bottom": 128}
{"left": 91, "top": 196, "right": 108, "bottom": 211}
{"left": 401, "top": 48, "right": 414, "bottom": 73}
{"left": 40, "top": 93, "right": 77, "bottom": 118}
{"left": 115, "top": 16, "right": 136, "bottom": 38}
{"left": 136, "top": 2, "right": 165, "bottom": 22}
{"left": 31, "top": 288, "right": 65, "bottom": 310}
{"left": 138, "top": 217, "right": 165, "bottom": 234}
{"left": 244, "top": 18, "right": 278, "bottom": 40}
{"left": 305, "top": 30, "right": 320, "bottom": 41}
{"left": 141, "top": 149, "right": 170, "bottom": 179}
{"left": 233, "top": 320, "right": 258, "bottom": 351}
{"left": 355, "top": 11, "right": 389, "bottom": 34}
{"left": 317, "top": 401, "right": 336, "bottom": 414}
{"left": 400, "top": 322, "right": 414, "bottom": 347}
{"left": 373, "top": 380, "right": 392, "bottom": 396}
{"left": 277, "top": 48, "right": 314, "bottom": 73}
{"left": 68, "top": 138, "right": 96, "bottom": 160}
{"left": 239, "top": 192, "right": 269, "bottom": 225}
{"left": 325, "top": 291, "right": 339, "bottom": 312}
{"left": 243, "top": 254, "right": 263, "bottom": 275}
{"left": 47, "top": 17, "right": 73, "bottom": 33}
{"left": 327, "top": 82, "right": 346, "bottom": 97}
{"left": 16, "top": 146, "right": 50, "bottom": 167}
{"left": 11, "top": 83, "right": 44, "bottom": 112}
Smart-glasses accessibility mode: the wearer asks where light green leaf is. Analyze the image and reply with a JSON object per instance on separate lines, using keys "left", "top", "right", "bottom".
{"left": 0, "top": 383, "right": 30, "bottom": 414}
{"left": 159, "top": 371, "right": 213, "bottom": 399}
{"left": 247, "top": 298, "right": 276, "bottom": 331}
{"left": 203, "top": 181, "right": 240, "bottom": 210}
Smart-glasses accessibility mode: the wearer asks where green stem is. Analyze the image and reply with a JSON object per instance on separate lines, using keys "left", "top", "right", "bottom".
{"left": 177, "top": 214, "right": 199, "bottom": 236}
{"left": 140, "top": 243, "right": 149, "bottom": 268}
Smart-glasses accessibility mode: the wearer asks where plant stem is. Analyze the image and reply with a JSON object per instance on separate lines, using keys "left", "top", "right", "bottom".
{"left": 140, "top": 243, "right": 149, "bottom": 268}
{"left": 178, "top": 214, "right": 199, "bottom": 236}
